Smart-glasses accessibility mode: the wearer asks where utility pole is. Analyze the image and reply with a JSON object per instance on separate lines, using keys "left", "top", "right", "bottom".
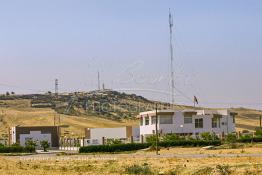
{"left": 97, "top": 71, "right": 100, "bottom": 90}
{"left": 102, "top": 83, "right": 105, "bottom": 91}
{"left": 55, "top": 79, "right": 58, "bottom": 97}
{"left": 155, "top": 103, "right": 159, "bottom": 155}
{"left": 259, "top": 115, "right": 262, "bottom": 128}
{"left": 59, "top": 115, "right": 61, "bottom": 126}
{"left": 169, "top": 9, "right": 175, "bottom": 105}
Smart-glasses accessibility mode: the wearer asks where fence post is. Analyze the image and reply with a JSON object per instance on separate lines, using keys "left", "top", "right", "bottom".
{"left": 102, "top": 137, "right": 105, "bottom": 145}
{"left": 140, "top": 135, "right": 144, "bottom": 143}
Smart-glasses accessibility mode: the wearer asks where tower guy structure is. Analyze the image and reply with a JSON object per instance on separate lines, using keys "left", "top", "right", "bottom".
{"left": 169, "top": 9, "right": 175, "bottom": 104}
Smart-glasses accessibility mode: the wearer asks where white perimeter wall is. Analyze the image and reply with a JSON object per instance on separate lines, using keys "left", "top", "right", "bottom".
{"left": 90, "top": 127, "right": 127, "bottom": 140}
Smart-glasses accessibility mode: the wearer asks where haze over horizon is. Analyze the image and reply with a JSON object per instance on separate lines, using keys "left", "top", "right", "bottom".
{"left": 0, "top": 0, "right": 262, "bottom": 110}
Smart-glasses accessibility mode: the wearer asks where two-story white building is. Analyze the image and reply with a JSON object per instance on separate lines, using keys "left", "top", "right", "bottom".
{"left": 138, "top": 109, "right": 237, "bottom": 138}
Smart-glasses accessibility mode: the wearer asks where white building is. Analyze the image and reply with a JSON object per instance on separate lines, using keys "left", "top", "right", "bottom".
{"left": 83, "top": 126, "right": 140, "bottom": 145}
{"left": 138, "top": 109, "right": 236, "bottom": 138}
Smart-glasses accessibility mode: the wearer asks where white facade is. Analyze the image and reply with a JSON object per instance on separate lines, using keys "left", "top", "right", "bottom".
{"left": 84, "top": 126, "right": 140, "bottom": 145}
{"left": 139, "top": 109, "right": 236, "bottom": 137}
{"left": 19, "top": 131, "right": 51, "bottom": 147}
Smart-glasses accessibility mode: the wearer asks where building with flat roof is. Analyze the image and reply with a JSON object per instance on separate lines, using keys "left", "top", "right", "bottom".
{"left": 138, "top": 109, "right": 237, "bottom": 137}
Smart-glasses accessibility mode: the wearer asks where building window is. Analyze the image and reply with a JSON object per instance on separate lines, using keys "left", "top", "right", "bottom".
{"left": 212, "top": 117, "right": 220, "bottom": 128}
{"left": 159, "top": 115, "right": 173, "bottom": 124}
{"left": 212, "top": 117, "right": 217, "bottom": 128}
{"left": 92, "top": 139, "right": 98, "bottom": 144}
{"left": 140, "top": 117, "right": 143, "bottom": 126}
{"left": 145, "top": 116, "right": 149, "bottom": 125}
{"left": 151, "top": 116, "right": 156, "bottom": 124}
{"left": 195, "top": 118, "right": 203, "bottom": 128}
{"left": 184, "top": 112, "right": 196, "bottom": 124}
{"left": 184, "top": 116, "right": 192, "bottom": 124}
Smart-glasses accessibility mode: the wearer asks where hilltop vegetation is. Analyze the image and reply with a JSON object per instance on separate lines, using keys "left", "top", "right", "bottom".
{"left": 0, "top": 90, "right": 261, "bottom": 139}
{"left": 1, "top": 90, "right": 189, "bottom": 121}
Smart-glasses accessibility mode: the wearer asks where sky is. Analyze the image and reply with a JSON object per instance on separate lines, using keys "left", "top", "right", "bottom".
{"left": 0, "top": 0, "right": 261, "bottom": 109}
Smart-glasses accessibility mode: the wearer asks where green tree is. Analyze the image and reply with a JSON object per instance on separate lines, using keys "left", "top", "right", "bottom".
{"left": 25, "top": 140, "right": 37, "bottom": 149}
{"left": 200, "top": 132, "right": 213, "bottom": 141}
{"left": 225, "top": 133, "right": 237, "bottom": 148}
{"left": 40, "top": 140, "right": 50, "bottom": 152}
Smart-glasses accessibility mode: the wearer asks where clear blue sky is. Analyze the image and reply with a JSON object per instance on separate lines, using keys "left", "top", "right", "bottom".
{"left": 0, "top": 0, "right": 261, "bottom": 109}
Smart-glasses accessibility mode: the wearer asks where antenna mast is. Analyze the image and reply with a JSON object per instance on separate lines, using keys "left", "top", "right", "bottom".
{"left": 169, "top": 9, "right": 175, "bottom": 104}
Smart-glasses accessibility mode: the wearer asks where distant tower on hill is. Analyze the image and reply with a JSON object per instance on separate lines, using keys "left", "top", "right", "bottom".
{"left": 55, "top": 79, "right": 58, "bottom": 97}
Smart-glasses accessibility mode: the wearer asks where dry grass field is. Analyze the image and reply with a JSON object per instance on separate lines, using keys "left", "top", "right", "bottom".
{"left": 1, "top": 152, "right": 262, "bottom": 175}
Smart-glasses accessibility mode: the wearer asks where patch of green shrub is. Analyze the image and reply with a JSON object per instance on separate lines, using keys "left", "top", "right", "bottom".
{"left": 162, "top": 134, "right": 180, "bottom": 142}
{"left": 106, "top": 139, "right": 122, "bottom": 145}
{"left": 238, "top": 137, "right": 262, "bottom": 143}
{"left": 145, "top": 135, "right": 159, "bottom": 146}
{"left": 216, "top": 165, "right": 231, "bottom": 175}
{"left": 125, "top": 164, "right": 155, "bottom": 175}
{"left": 200, "top": 132, "right": 219, "bottom": 141}
{"left": 254, "top": 128, "right": 262, "bottom": 138}
{"left": 159, "top": 140, "right": 221, "bottom": 147}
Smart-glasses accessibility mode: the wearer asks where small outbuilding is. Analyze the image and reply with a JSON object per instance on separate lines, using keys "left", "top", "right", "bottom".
{"left": 11, "top": 126, "right": 60, "bottom": 148}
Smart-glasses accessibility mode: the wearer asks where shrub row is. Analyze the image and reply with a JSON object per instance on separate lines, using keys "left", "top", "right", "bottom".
{"left": 159, "top": 140, "right": 222, "bottom": 147}
{"left": 0, "top": 146, "right": 35, "bottom": 153}
{"left": 79, "top": 143, "right": 150, "bottom": 153}
{"left": 238, "top": 137, "right": 262, "bottom": 143}
{"left": 79, "top": 140, "right": 222, "bottom": 153}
